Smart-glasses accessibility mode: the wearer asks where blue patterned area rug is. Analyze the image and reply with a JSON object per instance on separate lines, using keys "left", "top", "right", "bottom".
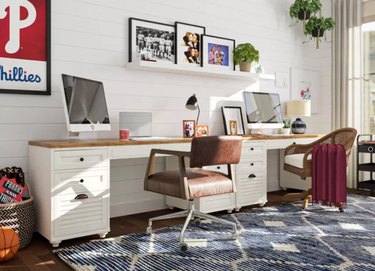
{"left": 55, "top": 194, "right": 375, "bottom": 271}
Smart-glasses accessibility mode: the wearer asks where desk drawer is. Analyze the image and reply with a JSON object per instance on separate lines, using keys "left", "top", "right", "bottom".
{"left": 237, "top": 157, "right": 266, "bottom": 173}
{"left": 54, "top": 149, "right": 108, "bottom": 171}
{"left": 53, "top": 170, "right": 109, "bottom": 195}
{"left": 53, "top": 193, "right": 109, "bottom": 238}
{"left": 241, "top": 142, "right": 266, "bottom": 157}
{"left": 236, "top": 171, "right": 265, "bottom": 189}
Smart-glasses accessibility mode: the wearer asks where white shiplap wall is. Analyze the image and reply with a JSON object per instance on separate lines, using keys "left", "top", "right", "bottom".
{"left": 0, "top": 0, "right": 332, "bottom": 215}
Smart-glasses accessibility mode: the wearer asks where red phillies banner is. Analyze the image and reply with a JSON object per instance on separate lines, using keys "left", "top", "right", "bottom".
{"left": 0, "top": 0, "right": 50, "bottom": 95}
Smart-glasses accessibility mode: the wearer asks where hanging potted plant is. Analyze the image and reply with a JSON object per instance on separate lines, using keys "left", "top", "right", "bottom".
{"left": 304, "top": 16, "right": 335, "bottom": 49}
{"left": 289, "top": 0, "right": 322, "bottom": 28}
{"left": 233, "top": 43, "right": 259, "bottom": 72}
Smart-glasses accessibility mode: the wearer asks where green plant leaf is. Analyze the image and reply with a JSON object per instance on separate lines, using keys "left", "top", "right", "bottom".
{"left": 233, "top": 43, "right": 260, "bottom": 65}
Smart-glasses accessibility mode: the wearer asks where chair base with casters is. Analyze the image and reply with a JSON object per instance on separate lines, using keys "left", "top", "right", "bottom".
{"left": 282, "top": 128, "right": 357, "bottom": 211}
{"left": 146, "top": 200, "right": 238, "bottom": 252}
{"left": 144, "top": 136, "right": 242, "bottom": 252}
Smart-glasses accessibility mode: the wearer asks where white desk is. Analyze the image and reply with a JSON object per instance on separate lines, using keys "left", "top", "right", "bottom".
{"left": 28, "top": 134, "right": 320, "bottom": 247}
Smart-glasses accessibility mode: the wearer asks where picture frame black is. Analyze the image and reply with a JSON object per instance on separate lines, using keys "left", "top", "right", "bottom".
{"left": 221, "top": 106, "right": 245, "bottom": 135}
{"left": 128, "top": 17, "right": 176, "bottom": 65}
{"left": 175, "top": 22, "right": 205, "bottom": 67}
{"left": 201, "top": 35, "right": 235, "bottom": 71}
{"left": 0, "top": 0, "right": 51, "bottom": 95}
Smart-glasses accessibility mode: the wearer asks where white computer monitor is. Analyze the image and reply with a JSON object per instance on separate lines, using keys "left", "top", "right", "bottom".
{"left": 243, "top": 91, "right": 284, "bottom": 129}
{"left": 61, "top": 74, "right": 111, "bottom": 133}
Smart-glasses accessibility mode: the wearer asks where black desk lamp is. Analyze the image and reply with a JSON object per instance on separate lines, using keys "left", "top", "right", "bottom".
{"left": 186, "top": 94, "right": 200, "bottom": 124}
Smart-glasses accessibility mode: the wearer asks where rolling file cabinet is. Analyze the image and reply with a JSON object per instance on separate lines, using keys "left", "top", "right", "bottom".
{"left": 29, "top": 146, "right": 110, "bottom": 248}
{"left": 235, "top": 141, "right": 267, "bottom": 210}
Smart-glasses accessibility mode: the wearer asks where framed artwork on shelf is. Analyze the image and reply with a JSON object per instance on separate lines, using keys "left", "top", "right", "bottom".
{"left": 129, "top": 17, "right": 175, "bottom": 65}
{"left": 221, "top": 106, "right": 245, "bottom": 135}
{"left": 0, "top": 0, "right": 51, "bottom": 95}
{"left": 175, "top": 22, "right": 205, "bottom": 67}
{"left": 201, "top": 35, "right": 235, "bottom": 71}
{"left": 183, "top": 120, "right": 195, "bottom": 138}
{"left": 195, "top": 124, "right": 209, "bottom": 137}
{"left": 290, "top": 68, "right": 320, "bottom": 114}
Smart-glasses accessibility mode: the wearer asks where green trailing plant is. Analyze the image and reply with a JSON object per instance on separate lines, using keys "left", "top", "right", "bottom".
{"left": 289, "top": 0, "right": 322, "bottom": 19}
{"left": 304, "top": 16, "right": 335, "bottom": 48}
{"left": 233, "top": 43, "right": 259, "bottom": 65}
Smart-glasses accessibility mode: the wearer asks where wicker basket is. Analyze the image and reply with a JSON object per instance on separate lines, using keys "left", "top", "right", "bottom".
{"left": 0, "top": 168, "right": 35, "bottom": 249}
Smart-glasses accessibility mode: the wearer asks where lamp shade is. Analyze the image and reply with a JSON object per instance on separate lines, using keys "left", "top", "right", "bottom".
{"left": 286, "top": 100, "right": 311, "bottom": 117}
{"left": 185, "top": 94, "right": 200, "bottom": 124}
{"left": 186, "top": 94, "right": 198, "bottom": 110}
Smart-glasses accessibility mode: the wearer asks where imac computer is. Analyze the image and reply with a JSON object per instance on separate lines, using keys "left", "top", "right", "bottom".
{"left": 243, "top": 91, "right": 284, "bottom": 130}
{"left": 62, "top": 74, "right": 111, "bottom": 133}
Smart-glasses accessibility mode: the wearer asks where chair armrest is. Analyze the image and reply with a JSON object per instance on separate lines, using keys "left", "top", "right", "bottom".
{"left": 145, "top": 149, "right": 190, "bottom": 177}
{"left": 150, "top": 149, "right": 191, "bottom": 158}
{"left": 145, "top": 149, "right": 190, "bottom": 199}
{"left": 284, "top": 143, "right": 313, "bottom": 156}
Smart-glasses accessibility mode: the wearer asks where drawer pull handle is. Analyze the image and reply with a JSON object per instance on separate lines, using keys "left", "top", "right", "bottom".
{"left": 369, "top": 147, "right": 374, "bottom": 152}
{"left": 250, "top": 148, "right": 254, "bottom": 151}
{"left": 250, "top": 163, "right": 254, "bottom": 166}
{"left": 248, "top": 174, "right": 256, "bottom": 178}
{"left": 74, "top": 194, "right": 88, "bottom": 200}
{"left": 79, "top": 179, "right": 84, "bottom": 183}
{"left": 80, "top": 157, "right": 84, "bottom": 162}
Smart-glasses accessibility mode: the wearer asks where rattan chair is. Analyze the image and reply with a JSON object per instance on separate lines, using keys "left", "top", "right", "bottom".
{"left": 283, "top": 128, "right": 357, "bottom": 209}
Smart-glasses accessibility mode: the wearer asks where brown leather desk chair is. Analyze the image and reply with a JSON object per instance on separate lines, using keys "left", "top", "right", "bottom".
{"left": 283, "top": 128, "right": 357, "bottom": 209}
{"left": 144, "top": 136, "right": 242, "bottom": 252}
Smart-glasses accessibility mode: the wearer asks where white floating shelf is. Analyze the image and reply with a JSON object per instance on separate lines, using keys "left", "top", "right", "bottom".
{"left": 127, "top": 60, "right": 275, "bottom": 82}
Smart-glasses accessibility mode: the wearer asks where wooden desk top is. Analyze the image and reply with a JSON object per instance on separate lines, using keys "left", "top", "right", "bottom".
{"left": 29, "top": 134, "right": 321, "bottom": 149}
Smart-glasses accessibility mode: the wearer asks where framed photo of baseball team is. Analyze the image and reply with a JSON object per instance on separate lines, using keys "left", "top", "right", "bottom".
{"left": 129, "top": 18, "right": 175, "bottom": 65}
{"left": 128, "top": 18, "right": 237, "bottom": 73}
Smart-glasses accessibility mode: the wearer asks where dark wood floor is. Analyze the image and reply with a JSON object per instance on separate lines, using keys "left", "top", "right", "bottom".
{"left": 2, "top": 190, "right": 373, "bottom": 271}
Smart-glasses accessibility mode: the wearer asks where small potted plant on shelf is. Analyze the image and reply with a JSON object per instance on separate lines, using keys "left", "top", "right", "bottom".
{"left": 233, "top": 43, "right": 260, "bottom": 72}
{"left": 304, "top": 16, "right": 335, "bottom": 49}
{"left": 289, "top": 0, "right": 322, "bottom": 28}
{"left": 280, "top": 120, "right": 291, "bottom": 135}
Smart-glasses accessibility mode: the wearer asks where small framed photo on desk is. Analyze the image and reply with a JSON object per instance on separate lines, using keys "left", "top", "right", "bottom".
{"left": 221, "top": 106, "right": 245, "bottom": 135}
{"left": 183, "top": 120, "right": 195, "bottom": 138}
{"left": 195, "top": 124, "right": 209, "bottom": 137}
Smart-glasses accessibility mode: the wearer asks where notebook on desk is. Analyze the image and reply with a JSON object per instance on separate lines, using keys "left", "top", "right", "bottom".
{"left": 120, "top": 112, "right": 152, "bottom": 138}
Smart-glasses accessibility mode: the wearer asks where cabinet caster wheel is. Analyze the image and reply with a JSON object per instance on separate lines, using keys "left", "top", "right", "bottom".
{"left": 99, "top": 232, "right": 108, "bottom": 239}
{"left": 193, "top": 218, "right": 201, "bottom": 226}
{"left": 339, "top": 207, "right": 344, "bottom": 213}
{"left": 51, "top": 242, "right": 61, "bottom": 248}
{"left": 146, "top": 227, "right": 153, "bottom": 234}
{"left": 180, "top": 242, "right": 188, "bottom": 252}
{"left": 227, "top": 209, "right": 233, "bottom": 214}
{"left": 235, "top": 208, "right": 240, "bottom": 212}
{"left": 167, "top": 205, "right": 174, "bottom": 210}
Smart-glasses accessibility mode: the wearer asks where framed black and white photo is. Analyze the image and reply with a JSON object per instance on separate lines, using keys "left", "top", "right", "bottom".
{"left": 202, "top": 35, "right": 235, "bottom": 71}
{"left": 175, "top": 22, "right": 205, "bottom": 67}
{"left": 129, "top": 18, "right": 175, "bottom": 65}
{"left": 221, "top": 106, "right": 245, "bottom": 135}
